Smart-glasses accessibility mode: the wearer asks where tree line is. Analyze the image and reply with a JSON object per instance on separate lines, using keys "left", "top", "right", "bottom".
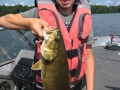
{"left": 0, "top": 5, "right": 34, "bottom": 16}
{"left": 91, "top": 5, "right": 120, "bottom": 14}
{"left": 0, "top": 4, "right": 120, "bottom": 16}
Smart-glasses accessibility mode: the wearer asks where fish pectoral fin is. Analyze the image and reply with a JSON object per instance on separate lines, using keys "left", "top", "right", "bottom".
{"left": 31, "top": 60, "right": 42, "bottom": 70}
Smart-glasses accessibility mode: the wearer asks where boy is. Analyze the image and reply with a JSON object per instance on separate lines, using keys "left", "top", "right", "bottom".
{"left": 0, "top": 0, "right": 94, "bottom": 90}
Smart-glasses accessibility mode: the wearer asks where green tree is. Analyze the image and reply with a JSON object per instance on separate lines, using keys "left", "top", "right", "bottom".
{"left": 0, "top": 4, "right": 120, "bottom": 16}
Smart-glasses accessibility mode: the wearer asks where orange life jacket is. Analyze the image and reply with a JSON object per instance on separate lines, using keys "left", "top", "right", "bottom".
{"left": 34, "top": 0, "right": 92, "bottom": 86}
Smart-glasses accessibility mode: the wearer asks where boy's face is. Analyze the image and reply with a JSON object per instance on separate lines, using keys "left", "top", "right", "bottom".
{"left": 56, "top": 0, "right": 75, "bottom": 9}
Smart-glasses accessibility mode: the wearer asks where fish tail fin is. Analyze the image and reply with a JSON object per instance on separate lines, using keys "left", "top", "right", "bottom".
{"left": 31, "top": 60, "right": 42, "bottom": 70}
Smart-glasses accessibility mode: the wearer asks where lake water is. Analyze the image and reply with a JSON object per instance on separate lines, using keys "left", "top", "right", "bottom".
{"left": 92, "top": 13, "right": 120, "bottom": 37}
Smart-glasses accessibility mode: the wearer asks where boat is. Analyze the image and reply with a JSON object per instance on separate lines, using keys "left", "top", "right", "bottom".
{"left": 0, "top": 27, "right": 120, "bottom": 90}
{"left": 83, "top": 36, "right": 120, "bottom": 90}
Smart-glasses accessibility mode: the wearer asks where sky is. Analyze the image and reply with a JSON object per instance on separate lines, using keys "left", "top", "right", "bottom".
{"left": 0, "top": 0, "right": 120, "bottom": 6}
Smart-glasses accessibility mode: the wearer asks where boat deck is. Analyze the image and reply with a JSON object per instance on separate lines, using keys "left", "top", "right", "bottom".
{"left": 83, "top": 46, "right": 120, "bottom": 90}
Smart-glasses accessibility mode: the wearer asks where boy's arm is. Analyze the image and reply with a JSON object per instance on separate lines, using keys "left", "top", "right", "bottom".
{"left": 0, "top": 14, "right": 30, "bottom": 30}
{"left": 85, "top": 45, "right": 95, "bottom": 90}
{"left": 0, "top": 14, "right": 48, "bottom": 38}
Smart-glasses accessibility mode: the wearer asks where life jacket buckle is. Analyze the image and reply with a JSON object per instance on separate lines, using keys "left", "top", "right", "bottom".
{"left": 67, "top": 49, "right": 78, "bottom": 58}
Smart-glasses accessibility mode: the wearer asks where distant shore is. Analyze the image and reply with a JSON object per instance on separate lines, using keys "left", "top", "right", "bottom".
{"left": 0, "top": 4, "right": 120, "bottom": 16}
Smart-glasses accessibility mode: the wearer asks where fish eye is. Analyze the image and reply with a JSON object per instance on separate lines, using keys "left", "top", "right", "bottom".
{"left": 55, "top": 38, "right": 59, "bottom": 42}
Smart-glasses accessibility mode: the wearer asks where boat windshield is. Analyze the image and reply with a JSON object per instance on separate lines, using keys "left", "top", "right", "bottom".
{"left": 0, "top": 27, "right": 35, "bottom": 63}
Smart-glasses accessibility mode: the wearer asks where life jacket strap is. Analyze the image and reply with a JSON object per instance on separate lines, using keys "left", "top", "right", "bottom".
{"left": 78, "top": 13, "right": 91, "bottom": 40}
{"left": 67, "top": 49, "right": 78, "bottom": 58}
{"left": 70, "top": 69, "right": 77, "bottom": 77}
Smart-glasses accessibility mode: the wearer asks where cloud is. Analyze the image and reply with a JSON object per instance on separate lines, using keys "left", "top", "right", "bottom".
{"left": 20, "top": 2, "right": 25, "bottom": 6}
{"left": 32, "top": 4, "right": 35, "bottom": 6}
{"left": 11, "top": 4, "right": 15, "bottom": 6}
{"left": 96, "top": 3, "right": 102, "bottom": 5}
{"left": 115, "top": 1, "right": 120, "bottom": 6}
{"left": 5, "top": 3, "right": 9, "bottom": 6}
{"left": 13, "top": 0, "right": 34, "bottom": 6}
{"left": 104, "top": 0, "right": 114, "bottom": 6}
{"left": 0, "top": 0, "right": 33, "bottom": 6}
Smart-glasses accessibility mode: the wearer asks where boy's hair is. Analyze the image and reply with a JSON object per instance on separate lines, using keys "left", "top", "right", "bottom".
{"left": 34, "top": 0, "right": 38, "bottom": 7}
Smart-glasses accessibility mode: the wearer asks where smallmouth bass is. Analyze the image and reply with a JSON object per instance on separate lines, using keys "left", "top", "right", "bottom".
{"left": 31, "top": 27, "right": 70, "bottom": 90}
